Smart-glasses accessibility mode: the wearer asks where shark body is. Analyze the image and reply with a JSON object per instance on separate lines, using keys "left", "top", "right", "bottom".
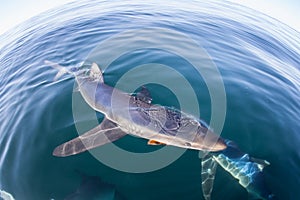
{"left": 46, "top": 61, "right": 274, "bottom": 199}
{"left": 45, "top": 61, "right": 226, "bottom": 156}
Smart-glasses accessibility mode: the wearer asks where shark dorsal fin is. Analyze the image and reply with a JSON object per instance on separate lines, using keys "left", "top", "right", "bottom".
{"left": 90, "top": 63, "right": 104, "bottom": 83}
{"left": 136, "top": 86, "right": 152, "bottom": 104}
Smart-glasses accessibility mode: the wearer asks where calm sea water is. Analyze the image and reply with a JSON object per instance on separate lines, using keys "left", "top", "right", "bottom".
{"left": 0, "top": 0, "right": 300, "bottom": 200}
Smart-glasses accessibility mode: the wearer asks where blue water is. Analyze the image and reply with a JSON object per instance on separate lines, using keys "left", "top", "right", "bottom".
{"left": 0, "top": 0, "right": 300, "bottom": 199}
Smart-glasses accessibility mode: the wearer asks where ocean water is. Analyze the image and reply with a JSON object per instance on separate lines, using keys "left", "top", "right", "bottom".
{"left": 0, "top": 0, "right": 300, "bottom": 200}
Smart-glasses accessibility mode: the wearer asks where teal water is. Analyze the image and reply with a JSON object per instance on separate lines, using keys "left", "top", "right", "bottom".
{"left": 0, "top": 0, "right": 300, "bottom": 199}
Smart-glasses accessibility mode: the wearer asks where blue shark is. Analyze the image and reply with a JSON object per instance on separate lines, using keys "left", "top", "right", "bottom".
{"left": 45, "top": 61, "right": 274, "bottom": 199}
{"left": 45, "top": 60, "right": 226, "bottom": 156}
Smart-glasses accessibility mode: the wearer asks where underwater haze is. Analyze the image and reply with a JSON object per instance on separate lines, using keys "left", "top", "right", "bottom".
{"left": 0, "top": 0, "right": 300, "bottom": 199}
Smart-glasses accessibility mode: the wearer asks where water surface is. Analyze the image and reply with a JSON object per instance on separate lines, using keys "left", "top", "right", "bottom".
{"left": 0, "top": 1, "right": 300, "bottom": 199}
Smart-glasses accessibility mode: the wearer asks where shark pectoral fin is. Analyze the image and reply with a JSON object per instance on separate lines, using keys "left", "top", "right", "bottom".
{"left": 147, "top": 140, "right": 166, "bottom": 145}
{"left": 53, "top": 118, "right": 127, "bottom": 157}
{"left": 201, "top": 154, "right": 218, "bottom": 200}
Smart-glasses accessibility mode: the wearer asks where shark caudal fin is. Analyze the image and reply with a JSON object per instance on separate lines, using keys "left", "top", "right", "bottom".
{"left": 44, "top": 60, "right": 72, "bottom": 81}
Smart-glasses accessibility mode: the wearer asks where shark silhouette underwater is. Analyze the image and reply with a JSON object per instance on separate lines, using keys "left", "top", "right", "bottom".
{"left": 45, "top": 61, "right": 275, "bottom": 200}
{"left": 64, "top": 172, "right": 125, "bottom": 200}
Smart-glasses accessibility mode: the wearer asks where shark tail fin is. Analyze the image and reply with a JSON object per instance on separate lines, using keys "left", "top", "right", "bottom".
{"left": 44, "top": 60, "right": 71, "bottom": 81}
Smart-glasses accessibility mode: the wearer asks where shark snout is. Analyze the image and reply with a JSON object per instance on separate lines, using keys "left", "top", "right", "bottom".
{"left": 211, "top": 137, "right": 227, "bottom": 151}
{"left": 199, "top": 130, "right": 227, "bottom": 152}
